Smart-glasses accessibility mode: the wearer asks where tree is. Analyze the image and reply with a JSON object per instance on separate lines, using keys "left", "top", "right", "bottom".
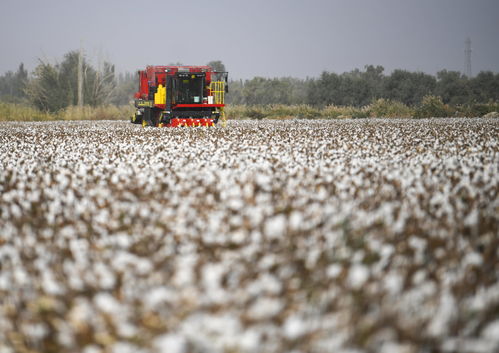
{"left": 469, "top": 71, "right": 499, "bottom": 103}
{"left": 0, "top": 63, "right": 28, "bottom": 102}
{"left": 26, "top": 50, "right": 116, "bottom": 111}
{"left": 110, "top": 71, "right": 137, "bottom": 106}
{"left": 435, "top": 70, "right": 470, "bottom": 105}
{"left": 207, "top": 60, "right": 226, "bottom": 72}
{"left": 383, "top": 70, "right": 436, "bottom": 106}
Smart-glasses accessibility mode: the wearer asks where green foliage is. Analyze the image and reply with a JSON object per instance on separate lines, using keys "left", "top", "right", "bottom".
{"left": 307, "top": 66, "right": 384, "bottom": 107}
{"left": 227, "top": 104, "right": 365, "bottom": 120}
{"left": 110, "top": 72, "right": 136, "bottom": 105}
{"left": 368, "top": 98, "right": 413, "bottom": 118}
{"left": 0, "top": 63, "right": 29, "bottom": 103}
{"left": 454, "top": 102, "right": 499, "bottom": 117}
{"left": 469, "top": 71, "right": 499, "bottom": 102}
{"left": 0, "top": 102, "right": 53, "bottom": 121}
{"left": 383, "top": 70, "right": 437, "bottom": 106}
{"left": 414, "top": 95, "right": 453, "bottom": 118}
{"left": 25, "top": 51, "right": 116, "bottom": 112}
{"left": 245, "top": 105, "right": 266, "bottom": 119}
{"left": 2, "top": 53, "right": 499, "bottom": 117}
{"left": 206, "top": 60, "right": 226, "bottom": 72}
{"left": 0, "top": 102, "right": 132, "bottom": 121}
{"left": 227, "top": 77, "right": 307, "bottom": 105}
{"left": 58, "top": 105, "right": 133, "bottom": 120}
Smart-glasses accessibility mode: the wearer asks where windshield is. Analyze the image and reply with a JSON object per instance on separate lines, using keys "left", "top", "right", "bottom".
{"left": 174, "top": 73, "right": 204, "bottom": 104}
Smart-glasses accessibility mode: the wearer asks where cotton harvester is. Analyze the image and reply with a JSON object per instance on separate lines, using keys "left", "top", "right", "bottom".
{"left": 131, "top": 65, "right": 228, "bottom": 127}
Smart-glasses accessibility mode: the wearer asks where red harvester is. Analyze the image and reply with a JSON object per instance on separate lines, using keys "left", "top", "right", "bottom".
{"left": 132, "top": 65, "right": 228, "bottom": 127}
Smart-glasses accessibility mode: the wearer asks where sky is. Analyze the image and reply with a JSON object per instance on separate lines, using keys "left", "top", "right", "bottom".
{"left": 0, "top": 0, "right": 498, "bottom": 79}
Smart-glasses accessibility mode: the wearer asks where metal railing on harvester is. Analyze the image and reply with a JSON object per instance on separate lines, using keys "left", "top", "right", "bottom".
{"left": 210, "top": 81, "right": 225, "bottom": 104}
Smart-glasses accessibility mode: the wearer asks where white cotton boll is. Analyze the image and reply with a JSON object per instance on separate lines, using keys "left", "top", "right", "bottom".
{"left": 463, "top": 252, "right": 483, "bottom": 267}
{"left": 22, "top": 323, "right": 48, "bottom": 340}
{"left": 14, "top": 267, "right": 29, "bottom": 286}
{"left": 94, "top": 293, "right": 121, "bottom": 314}
{"left": 94, "top": 262, "right": 116, "bottom": 289}
{"left": 327, "top": 264, "right": 342, "bottom": 279}
{"left": 239, "top": 329, "right": 261, "bottom": 351}
{"left": 173, "top": 255, "right": 196, "bottom": 287}
{"left": 380, "top": 342, "right": 414, "bottom": 353}
{"left": 384, "top": 272, "right": 404, "bottom": 295}
{"left": 255, "top": 173, "right": 271, "bottom": 187}
{"left": 0, "top": 274, "right": 10, "bottom": 290}
{"left": 380, "top": 244, "right": 394, "bottom": 260}
{"left": 482, "top": 320, "right": 499, "bottom": 341}
{"left": 247, "top": 273, "right": 282, "bottom": 296}
{"left": 408, "top": 236, "right": 426, "bottom": 253}
{"left": 69, "top": 299, "right": 93, "bottom": 329}
{"left": 289, "top": 211, "right": 303, "bottom": 231}
{"left": 427, "top": 289, "right": 456, "bottom": 337}
{"left": 464, "top": 209, "right": 479, "bottom": 227}
{"left": 135, "top": 258, "right": 153, "bottom": 275}
{"left": 42, "top": 271, "right": 65, "bottom": 295}
{"left": 247, "top": 297, "right": 283, "bottom": 320}
{"left": 228, "top": 198, "right": 244, "bottom": 211}
{"left": 116, "top": 323, "right": 138, "bottom": 339}
{"left": 264, "top": 215, "right": 287, "bottom": 239}
{"left": 347, "top": 264, "right": 369, "bottom": 289}
{"left": 412, "top": 270, "right": 427, "bottom": 285}
{"left": 82, "top": 345, "right": 101, "bottom": 353}
{"left": 203, "top": 263, "right": 225, "bottom": 290}
{"left": 10, "top": 204, "right": 22, "bottom": 219}
{"left": 230, "top": 230, "right": 246, "bottom": 244}
{"left": 146, "top": 287, "right": 175, "bottom": 308}
{"left": 154, "top": 334, "right": 186, "bottom": 353}
{"left": 283, "top": 315, "right": 307, "bottom": 339}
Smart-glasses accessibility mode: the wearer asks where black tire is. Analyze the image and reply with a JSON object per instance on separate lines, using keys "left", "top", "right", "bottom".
{"left": 131, "top": 113, "right": 143, "bottom": 124}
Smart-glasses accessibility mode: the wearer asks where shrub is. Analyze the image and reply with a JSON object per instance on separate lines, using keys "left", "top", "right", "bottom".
{"left": 0, "top": 102, "right": 133, "bottom": 122}
{"left": 57, "top": 105, "right": 133, "bottom": 120}
{"left": 414, "top": 95, "right": 453, "bottom": 118}
{"left": 454, "top": 102, "right": 499, "bottom": 117}
{"left": 483, "top": 111, "right": 499, "bottom": 118}
{"left": 321, "top": 105, "right": 368, "bottom": 119}
{"left": 292, "top": 104, "right": 320, "bottom": 119}
{"left": 245, "top": 105, "right": 266, "bottom": 119}
{"left": 225, "top": 105, "right": 250, "bottom": 120}
{"left": 0, "top": 102, "right": 53, "bottom": 121}
{"left": 322, "top": 105, "right": 345, "bottom": 118}
{"left": 368, "top": 98, "right": 414, "bottom": 118}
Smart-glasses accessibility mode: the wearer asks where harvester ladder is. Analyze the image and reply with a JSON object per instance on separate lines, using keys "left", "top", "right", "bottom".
{"left": 210, "top": 81, "right": 225, "bottom": 104}
{"left": 210, "top": 81, "right": 226, "bottom": 127}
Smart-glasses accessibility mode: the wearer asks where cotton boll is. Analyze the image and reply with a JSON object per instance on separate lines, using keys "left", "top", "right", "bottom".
{"left": 154, "top": 333, "right": 187, "bottom": 353}
{"left": 247, "top": 297, "right": 284, "bottom": 320}
{"left": 283, "top": 315, "right": 307, "bottom": 339}
{"left": 264, "top": 214, "right": 287, "bottom": 239}
{"left": 94, "top": 293, "right": 121, "bottom": 315}
{"left": 347, "top": 264, "right": 369, "bottom": 289}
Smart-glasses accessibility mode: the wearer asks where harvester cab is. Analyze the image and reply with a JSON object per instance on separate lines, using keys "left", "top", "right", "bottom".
{"left": 131, "top": 65, "right": 228, "bottom": 127}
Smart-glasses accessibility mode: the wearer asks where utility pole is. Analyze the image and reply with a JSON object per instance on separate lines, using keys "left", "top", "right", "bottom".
{"left": 77, "top": 43, "right": 83, "bottom": 107}
{"left": 464, "top": 38, "right": 472, "bottom": 78}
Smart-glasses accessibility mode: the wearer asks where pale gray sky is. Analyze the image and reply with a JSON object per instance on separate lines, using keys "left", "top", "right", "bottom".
{"left": 1, "top": 0, "right": 498, "bottom": 79}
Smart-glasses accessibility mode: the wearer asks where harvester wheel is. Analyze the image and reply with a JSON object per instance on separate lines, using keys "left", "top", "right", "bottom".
{"left": 131, "top": 113, "right": 143, "bottom": 124}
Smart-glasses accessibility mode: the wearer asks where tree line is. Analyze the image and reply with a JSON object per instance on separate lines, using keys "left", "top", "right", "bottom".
{"left": 227, "top": 65, "right": 499, "bottom": 108}
{"left": 1, "top": 51, "right": 498, "bottom": 112}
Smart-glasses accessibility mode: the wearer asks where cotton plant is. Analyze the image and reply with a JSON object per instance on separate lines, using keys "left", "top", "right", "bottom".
{"left": 0, "top": 118, "right": 498, "bottom": 353}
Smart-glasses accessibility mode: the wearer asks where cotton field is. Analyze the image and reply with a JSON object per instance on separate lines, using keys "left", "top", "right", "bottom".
{"left": 0, "top": 118, "right": 498, "bottom": 353}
